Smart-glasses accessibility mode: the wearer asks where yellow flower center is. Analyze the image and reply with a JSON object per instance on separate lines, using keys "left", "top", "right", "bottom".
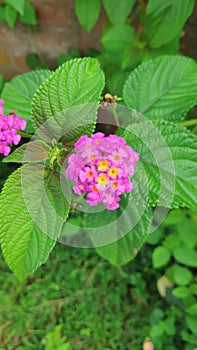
{"left": 97, "top": 175, "right": 108, "bottom": 185}
{"left": 108, "top": 167, "right": 118, "bottom": 178}
{"left": 98, "top": 160, "right": 109, "bottom": 170}
{"left": 79, "top": 184, "right": 84, "bottom": 190}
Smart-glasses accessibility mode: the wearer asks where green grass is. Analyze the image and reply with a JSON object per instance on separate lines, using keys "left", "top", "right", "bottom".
{"left": 0, "top": 210, "right": 196, "bottom": 350}
{"left": 0, "top": 244, "right": 156, "bottom": 350}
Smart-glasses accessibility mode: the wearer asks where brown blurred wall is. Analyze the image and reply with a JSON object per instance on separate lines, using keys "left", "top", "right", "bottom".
{"left": 0, "top": 0, "right": 106, "bottom": 80}
{"left": 0, "top": 0, "right": 196, "bottom": 81}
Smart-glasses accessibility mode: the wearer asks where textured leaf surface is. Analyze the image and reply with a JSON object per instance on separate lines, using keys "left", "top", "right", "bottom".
{"left": 75, "top": 0, "right": 100, "bottom": 32}
{"left": 1, "top": 70, "right": 52, "bottom": 132}
{"left": 123, "top": 55, "right": 197, "bottom": 121}
{"left": 103, "top": 0, "right": 136, "bottom": 24}
{"left": 85, "top": 191, "right": 152, "bottom": 266}
{"left": 144, "top": 0, "right": 194, "bottom": 48}
{"left": 0, "top": 166, "right": 69, "bottom": 280}
{"left": 124, "top": 120, "right": 197, "bottom": 210}
{"left": 101, "top": 24, "right": 135, "bottom": 52}
{"left": 32, "top": 58, "right": 105, "bottom": 142}
{"left": 91, "top": 207, "right": 152, "bottom": 266}
{"left": 2, "top": 140, "right": 50, "bottom": 163}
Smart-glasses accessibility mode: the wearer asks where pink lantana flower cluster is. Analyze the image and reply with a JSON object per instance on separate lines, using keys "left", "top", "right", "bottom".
{"left": 65, "top": 132, "right": 139, "bottom": 210}
{"left": 0, "top": 99, "right": 26, "bottom": 156}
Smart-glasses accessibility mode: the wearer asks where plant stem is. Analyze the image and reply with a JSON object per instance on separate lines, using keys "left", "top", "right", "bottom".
{"left": 117, "top": 266, "right": 129, "bottom": 279}
{"left": 113, "top": 107, "right": 120, "bottom": 128}
{"left": 18, "top": 131, "right": 32, "bottom": 139}
{"left": 180, "top": 119, "right": 197, "bottom": 127}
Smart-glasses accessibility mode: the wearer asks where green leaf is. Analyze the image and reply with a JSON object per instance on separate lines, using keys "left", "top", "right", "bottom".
{"left": 106, "top": 71, "right": 130, "bottom": 95}
{"left": 4, "top": 5, "right": 17, "bottom": 28}
{"left": 2, "top": 140, "right": 50, "bottom": 163}
{"left": 19, "top": 1, "right": 37, "bottom": 25}
{"left": 186, "top": 304, "right": 197, "bottom": 317}
{"left": 26, "top": 54, "right": 48, "bottom": 70}
{"left": 103, "top": 0, "right": 136, "bottom": 24}
{"left": 144, "top": 0, "right": 195, "bottom": 48}
{"left": 101, "top": 24, "right": 135, "bottom": 52}
{"left": 173, "top": 244, "right": 197, "bottom": 268}
{"left": 152, "top": 246, "right": 171, "bottom": 268}
{"left": 0, "top": 5, "right": 5, "bottom": 21}
{"left": 121, "top": 45, "right": 142, "bottom": 70}
{"left": 32, "top": 58, "right": 105, "bottom": 142}
{"left": 85, "top": 202, "right": 152, "bottom": 266}
{"left": 150, "top": 308, "right": 164, "bottom": 325}
{"left": 61, "top": 216, "right": 82, "bottom": 237}
{"left": 172, "top": 286, "right": 188, "bottom": 299}
{"left": 166, "top": 264, "right": 193, "bottom": 286}
{"left": 181, "top": 331, "right": 197, "bottom": 344}
{"left": 145, "top": 35, "right": 180, "bottom": 58}
{"left": 189, "top": 284, "right": 197, "bottom": 296}
{"left": 163, "top": 233, "right": 181, "bottom": 250}
{"left": 164, "top": 317, "right": 176, "bottom": 336}
{"left": 1, "top": 70, "right": 52, "bottom": 133}
{"left": 5, "top": 0, "right": 25, "bottom": 15}
{"left": 0, "top": 166, "right": 69, "bottom": 280}
{"left": 186, "top": 316, "right": 197, "bottom": 335}
{"left": 123, "top": 55, "right": 197, "bottom": 121}
{"left": 146, "top": 228, "right": 163, "bottom": 245}
{"left": 151, "top": 322, "right": 164, "bottom": 337}
{"left": 98, "top": 208, "right": 152, "bottom": 266}
{"left": 176, "top": 219, "right": 197, "bottom": 248}
{"left": 75, "top": 0, "right": 101, "bottom": 32}
{"left": 163, "top": 209, "right": 186, "bottom": 226}
{"left": 0, "top": 74, "right": 4, "bottom": 93}
{"left": 124, "top": 120, "right": 197, "bottom": 210}
{"left": 58, "top": 49, "right": 80, "bottom": 66}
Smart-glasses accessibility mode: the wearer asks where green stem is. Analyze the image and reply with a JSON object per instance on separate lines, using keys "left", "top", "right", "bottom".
{"left": 117, "top": 267, "right": 129, "bottom": 279}
{"left": 112, "top": 107, "right": 120, "bottom": 128}
{"left": 29, "top": 28, "right": 47, "bottom": 65}
{"left": 180, "top": 119, "right": 197, "bottom": 127}
{"left": 18, "top": 131, "right": 32, "bottom": 139}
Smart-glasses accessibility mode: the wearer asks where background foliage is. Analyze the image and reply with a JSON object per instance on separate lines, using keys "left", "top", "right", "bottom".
{"left": 0, "top": 0, "right": 36, "bottom": 28}
{"left": 0, "top": 0, "right": 197, "bottom": 349}
{"left": 0, "top": 208, "right": 196, "bottom": 349}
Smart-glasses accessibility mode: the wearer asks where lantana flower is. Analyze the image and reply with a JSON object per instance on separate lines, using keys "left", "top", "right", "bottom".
{"left": 65, "top": 132, "right": 139, "bottom": 210}
{"left": 0, "top": 99, "right": 26, "bottom": 156}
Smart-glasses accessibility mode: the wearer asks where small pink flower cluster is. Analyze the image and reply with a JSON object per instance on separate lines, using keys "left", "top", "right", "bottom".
{"left": 0, "top": 99, "right": 26, "bottom": 156}
{"left": 65, "top": 132, "right": 139, "bottom": 210}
